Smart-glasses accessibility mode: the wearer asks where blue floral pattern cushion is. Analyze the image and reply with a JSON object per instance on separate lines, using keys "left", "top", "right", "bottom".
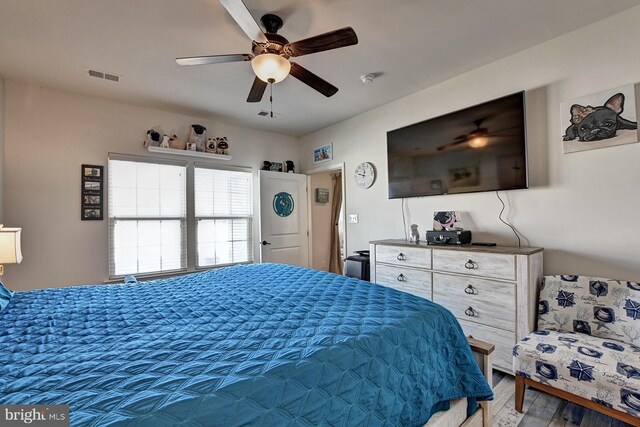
{"left": 513, "top": 330, "right": 640, "bottom": 416}
{"left": 538, "top": 275, "right": 640, "bottom": 346}
{"left": 0, "top": 282, "right": 14, "bottom": 312}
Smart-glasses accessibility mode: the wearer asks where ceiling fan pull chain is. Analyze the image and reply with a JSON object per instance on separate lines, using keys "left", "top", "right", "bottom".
{"left": 268, "top": 78, "right": 275, "bottom": 118}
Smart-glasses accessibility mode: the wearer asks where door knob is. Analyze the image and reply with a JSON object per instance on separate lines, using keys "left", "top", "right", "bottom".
{"left": 261, "top": 240, "right": 272, "bottom": 246}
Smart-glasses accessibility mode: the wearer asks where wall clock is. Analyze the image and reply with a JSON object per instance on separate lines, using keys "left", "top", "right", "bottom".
{"left": 354, "top": 162, "right": 376, "bottom": 189}
{"left": 273, "top": 192, "right": 294, "bottom": 217}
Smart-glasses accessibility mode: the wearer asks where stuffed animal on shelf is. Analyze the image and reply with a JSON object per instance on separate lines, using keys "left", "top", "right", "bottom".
{"left": 143, "top": 129, "right": 161, "bottom": 147}
{"left": 206, "top": 138, "right": 218, "bottom": 154}
{"left": 186, "top": 140, "right": 197, "bottom": 151}
{"left": 285, "top": 160, "right": 295, "bottom": 173}
{"left": 215, "top": 137, "right": 229, "bottom": 155}
{"left": 261, "top": 161, "right": 272, "bottom": 170}
{"left": 160, "top": 134, "right": 170, "bottom": 148}
{"left": 168, "top": 134, "right": 186, "bottom": 150}
{"left": 189, "top": 124, "right": 207, "bottom": 152}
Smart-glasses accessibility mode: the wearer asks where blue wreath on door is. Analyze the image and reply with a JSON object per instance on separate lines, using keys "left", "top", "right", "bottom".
{"left": 273, "top": 192, "right": 294, "bottom": 217}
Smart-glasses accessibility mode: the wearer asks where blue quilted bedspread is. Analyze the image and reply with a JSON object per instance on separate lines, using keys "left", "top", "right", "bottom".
{"left": 0, "top": 264, "right": 492, "bottom": 426}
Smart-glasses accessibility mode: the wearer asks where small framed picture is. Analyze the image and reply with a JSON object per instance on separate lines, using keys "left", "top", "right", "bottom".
{"left": 81, "top": 164, "right": 104, "bottom": 220}
{"left": 84, "top": 181, "right": 101, "bottom": 191}
{"left": 433, "top": 211, "right": 463, "bottom": 231}
{"left": 83, "top": 209, "right": 101, "bottom": 219}
{"left": 313, "top": 143, "right": 333, "bottom": 164}
{"left": 84, "top": 167, "right": 101, "bottom": 177}
{"left": 315, "top": 188, "right": 330, "bottom": 203}
{"left": 84, "top": 195, "right": 101, "bottom": 205}
{"left": 270, "top": 162, "right": 284, "bottom": 172}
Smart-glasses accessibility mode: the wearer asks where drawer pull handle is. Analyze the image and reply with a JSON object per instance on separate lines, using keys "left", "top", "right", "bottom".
{"left": 464, "top": 285, "right": 477, "bottom": 295}
{"left": 397, "top": 274, "right": 407, "bottom": 282}
{"left": 465, "top": 307, "right": 477, "bottom": 317}
{"left": 464, "top": 260, "right": 477, "bottom": 269}
{"left": 397, "top": 253, "right": 406, "bottom": 261}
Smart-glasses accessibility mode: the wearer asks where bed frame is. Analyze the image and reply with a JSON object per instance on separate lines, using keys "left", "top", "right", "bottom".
{"left": 425, "top": 337, "right": 494, "bottom": 427}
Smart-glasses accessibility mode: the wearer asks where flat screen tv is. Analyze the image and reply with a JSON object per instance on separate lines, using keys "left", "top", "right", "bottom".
{"left": 387, "top": 91, "right": 527, "bottom": 198}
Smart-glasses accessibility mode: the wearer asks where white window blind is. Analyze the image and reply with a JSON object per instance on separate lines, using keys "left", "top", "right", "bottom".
{"left": 194, "top": 167, "right": 253, "bottom": 268}
{"left": 108, "top": 158, "right": 187, "bottom": 277}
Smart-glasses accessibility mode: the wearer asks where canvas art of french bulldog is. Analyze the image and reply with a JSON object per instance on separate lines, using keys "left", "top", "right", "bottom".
{"left": 563, "top": 92, "right": 637, "bottom": 142}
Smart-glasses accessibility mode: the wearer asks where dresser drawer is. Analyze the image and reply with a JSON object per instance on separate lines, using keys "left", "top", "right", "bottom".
{"left": 432, "top": 250, "right": 515, "bottom": 280}
{"left": 433, "top": 273, "right": 516, "bottom": 331}
{"left": 376, "top": 245, "right": 431, "bottom": 269}
{"left": 457, "top": 318, "right": 516, "bottom": 372}
{"left": 375, "top": 264, "right": 432, "bottom": 300}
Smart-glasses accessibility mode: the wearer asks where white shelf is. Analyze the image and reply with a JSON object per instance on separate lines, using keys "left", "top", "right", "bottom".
{"left": 147, "top": 146, "right": 232, "bottom": 161}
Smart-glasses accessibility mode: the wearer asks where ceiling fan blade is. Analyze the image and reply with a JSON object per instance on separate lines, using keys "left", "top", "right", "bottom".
{"left": 437, "top": 140, "right": 466, "bottom": 151}
{"left": 284, "top": 27, "right": 358, "bottom": 57}
{"left": 176, "top": 54, "right": 252, "bottom": 66}
{"left": 289, "top": 62, "right": 338, "bottom": 97}
{"left": 247, "top": 76, "right": 267, "bottom": 103}
{"left": 219, "top": 0, "right": 268, "bottom": 44}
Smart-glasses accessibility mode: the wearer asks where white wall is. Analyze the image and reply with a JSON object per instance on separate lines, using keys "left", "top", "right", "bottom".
{"left": 310, "top": 172, "right": 333, "bottom": 271}
{"left": 300, "top": 7, "right": 640, "bottom": 281}
{"left": 3, "top": 81, "right": 299, "bottom": 290}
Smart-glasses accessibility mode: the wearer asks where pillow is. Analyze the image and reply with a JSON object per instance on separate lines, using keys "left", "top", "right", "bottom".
{"left": 0, "top": 282, "right": 15, "bottom": 312}
{"left": 538, "top": 275, "right": 640, "bottom": 346}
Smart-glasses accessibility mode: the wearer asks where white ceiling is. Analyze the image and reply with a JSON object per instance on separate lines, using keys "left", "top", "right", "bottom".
{"left": 1, "top": 0, "right": 639, "bottom": 137}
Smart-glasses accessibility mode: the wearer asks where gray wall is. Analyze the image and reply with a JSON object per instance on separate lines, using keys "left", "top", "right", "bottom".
{"left": 3, "top": 81, "right": 299, "bottom": 290}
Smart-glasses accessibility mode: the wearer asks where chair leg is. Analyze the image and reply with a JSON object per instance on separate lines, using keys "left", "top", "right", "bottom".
{"left": 515, "top": 374, "right": 525, "bottom": 413}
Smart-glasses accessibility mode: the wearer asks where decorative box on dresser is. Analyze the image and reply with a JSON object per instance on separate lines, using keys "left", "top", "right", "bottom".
{"left": 369, "top": 239, "right": 543, "bottom": 374}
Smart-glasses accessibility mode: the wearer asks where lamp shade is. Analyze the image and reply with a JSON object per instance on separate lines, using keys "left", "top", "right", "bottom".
{"left": 251, "top": 53, "right": 291, "bottom": 83}
{"left": 0, "top": 227, "right": 23, "bottom": 264}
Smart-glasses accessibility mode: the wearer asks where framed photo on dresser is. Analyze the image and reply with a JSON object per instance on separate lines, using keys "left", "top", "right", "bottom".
{"left": 81, "top": 164, "right": 103, "bottom": 220}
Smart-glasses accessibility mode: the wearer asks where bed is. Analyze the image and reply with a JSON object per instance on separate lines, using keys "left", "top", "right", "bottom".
{"left": 0, "top": 263, "right": 493, "bottom": 426}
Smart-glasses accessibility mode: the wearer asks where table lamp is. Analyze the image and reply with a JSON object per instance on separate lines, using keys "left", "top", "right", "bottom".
{"left": 0, "top": 225, "right": 23, "bottom": 276}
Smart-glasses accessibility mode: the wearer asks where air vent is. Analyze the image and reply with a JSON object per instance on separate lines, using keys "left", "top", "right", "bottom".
{"left": 87, "top": 68, "right": 120, "bottom": 83}
{"left": 104, "top": 73, "right": 120, "bottom": 82}
{"left": 88, "top": 69, "right": 104, "bottom": 79}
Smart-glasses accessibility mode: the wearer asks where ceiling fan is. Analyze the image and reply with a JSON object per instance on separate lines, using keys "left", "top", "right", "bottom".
{"left": 176, "top": 0, "right": 358, "bottom": 103}
{"left": 436, "top": 118, "right": 519, "bottom": 151}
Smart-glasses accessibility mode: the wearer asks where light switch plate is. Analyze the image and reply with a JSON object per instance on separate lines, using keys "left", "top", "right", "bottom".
{"left": 348, "top": 214, "right": 359, "bottom": 224}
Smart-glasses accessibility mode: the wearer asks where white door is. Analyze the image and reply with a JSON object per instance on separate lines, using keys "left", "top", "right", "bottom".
{"left": 259, "top": 170, "right": 309, "bottom": 267}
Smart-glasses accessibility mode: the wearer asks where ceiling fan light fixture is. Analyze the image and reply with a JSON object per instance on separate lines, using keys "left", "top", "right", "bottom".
{"left": 251, "top": 53, "right": 291, "bottom": 84}
{"left": 468, "top": 135, "right": 488, "bottom": 148}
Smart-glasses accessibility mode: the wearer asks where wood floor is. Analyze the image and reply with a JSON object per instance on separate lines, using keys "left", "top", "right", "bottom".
{"left": 491, "top": 371, "right": 636, "bottom": 427}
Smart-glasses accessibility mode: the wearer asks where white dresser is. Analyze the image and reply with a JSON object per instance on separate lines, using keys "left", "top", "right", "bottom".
{"left": 369, "top": 239, "right": 543, "bottom": 373}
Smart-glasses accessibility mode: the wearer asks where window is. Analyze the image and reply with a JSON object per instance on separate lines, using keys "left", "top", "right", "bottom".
{"left": 195, "top": 166, "right": 253, "bottom": 268}
{"left": 108, "top": 156, "right": 253, "bottom": 278}
{"left": 108, "top": 157, "right": 187, "bottom": 277}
